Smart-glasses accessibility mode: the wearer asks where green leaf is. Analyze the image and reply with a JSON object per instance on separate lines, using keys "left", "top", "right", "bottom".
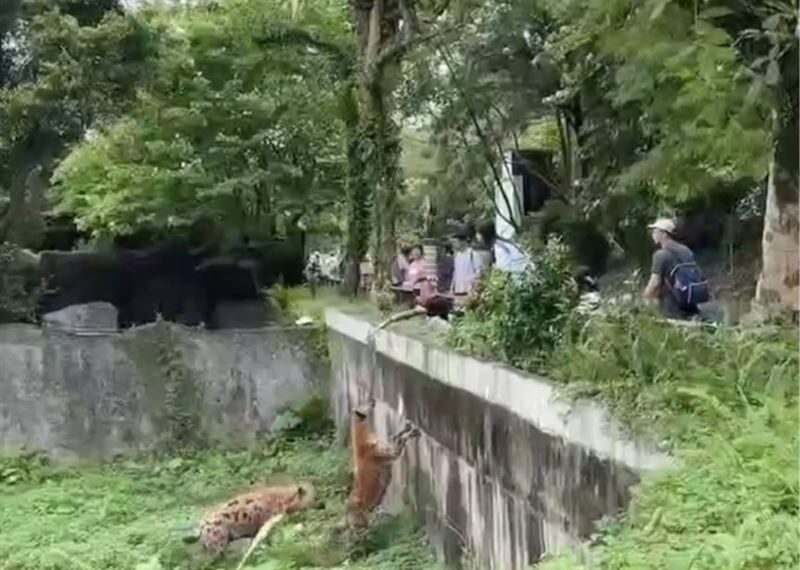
{"left": 649, "top": 0, "right": 672, "bottom": 22}
{"left": 765, "top": 59, "right": 781, "bottom": 86}
{"left": 700, "top": 7, "right": 733, "bottom": 20}
{"left": 762, "top": 13, "right": 784, "bottom": 31}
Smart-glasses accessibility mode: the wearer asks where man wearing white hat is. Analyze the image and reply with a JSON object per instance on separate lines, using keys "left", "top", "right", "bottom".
{"left": 643, "top": 218, "right": 709, "bottom": 319}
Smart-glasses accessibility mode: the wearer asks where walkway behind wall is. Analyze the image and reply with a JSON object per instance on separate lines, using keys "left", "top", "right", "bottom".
{"left": 326, "top": 309, "right": 671, "bottom": 569}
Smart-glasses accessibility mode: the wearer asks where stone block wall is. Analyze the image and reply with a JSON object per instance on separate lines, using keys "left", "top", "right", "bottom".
{"left": 0, "top": 322, "right": 323, "bottom": 460}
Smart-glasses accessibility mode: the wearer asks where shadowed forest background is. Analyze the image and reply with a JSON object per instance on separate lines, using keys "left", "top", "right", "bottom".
{"left": 0, "top": 0, "right": 797, "bottom": 322}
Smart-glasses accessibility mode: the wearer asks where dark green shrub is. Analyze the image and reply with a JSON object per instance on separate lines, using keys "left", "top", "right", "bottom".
{"left": 447, "top": 238, "right": 579, "bottom": 369}
{"left": 0, "top": 244, "right": 41, "bottom": 324}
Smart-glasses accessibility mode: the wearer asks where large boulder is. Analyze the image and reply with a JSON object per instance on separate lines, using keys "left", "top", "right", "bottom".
{"left": 39, "top": 251, "right": 123, "bottom": 314}
{"left": 35, "top": 238, "right": 301, "bottom": 329}
{"left": 42, "top": 301, "right": 119, "bottom": 332}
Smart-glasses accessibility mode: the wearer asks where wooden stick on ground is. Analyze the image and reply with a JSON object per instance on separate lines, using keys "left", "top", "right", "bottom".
{"left": 235, "top": 513, "right": 286, "bottom": 570}
{"left": 375, "top": 306, "right": 427, "bottom": 331}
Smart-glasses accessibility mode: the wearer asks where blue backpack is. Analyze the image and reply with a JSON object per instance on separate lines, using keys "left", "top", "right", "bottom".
{"left": 666, "top": 258, "right": 710, "bottom": 308}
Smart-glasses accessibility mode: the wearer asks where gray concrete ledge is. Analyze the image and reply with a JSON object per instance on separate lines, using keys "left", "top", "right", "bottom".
{"left": 325, "top": 309, "right": 670, "bottom": 473}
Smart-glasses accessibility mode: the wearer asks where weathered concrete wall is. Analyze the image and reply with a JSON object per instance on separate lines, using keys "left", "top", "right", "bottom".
{"left": 326, "top": 309, "right": 670, "bottom": 569}
{"left": 0, "top": 322, "right": 324, "bottom": 460}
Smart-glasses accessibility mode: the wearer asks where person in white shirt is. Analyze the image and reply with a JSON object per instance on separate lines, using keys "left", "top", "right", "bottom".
{"left": 477, "top": 221, "right": 531, "bottom": 274}
{"left": 450, "top": 229, "right": 481, "bottom": 296}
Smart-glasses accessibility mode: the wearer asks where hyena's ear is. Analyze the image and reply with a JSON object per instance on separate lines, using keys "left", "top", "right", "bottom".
{"left": 353, "top": 398, "right": 375, "bottom": 420}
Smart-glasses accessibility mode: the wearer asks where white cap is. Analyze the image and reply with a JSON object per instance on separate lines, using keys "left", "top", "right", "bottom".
{"left": 648, "top": 218, "right": 676, "bottom": 234}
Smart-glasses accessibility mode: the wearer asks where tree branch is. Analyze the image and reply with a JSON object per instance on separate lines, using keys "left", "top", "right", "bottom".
{"left": 436, "top": 43, "right": 520, "bottom": 232}
{"left": 366, "top": 5, "right": 462, "bottom": 87}
{"left": 256, "top": 27, "right": 354, "bottom": 79}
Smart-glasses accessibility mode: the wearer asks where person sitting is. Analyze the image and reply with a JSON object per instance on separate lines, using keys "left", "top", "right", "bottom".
{"left": 642, "top": 218, "right": 710, "bottom": 320}
{"left": 375, "top": 276, "right": 455, "bottom": 330}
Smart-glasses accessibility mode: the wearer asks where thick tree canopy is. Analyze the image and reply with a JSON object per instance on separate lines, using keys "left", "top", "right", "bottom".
{"left": 53, "top": 0, "right": 351, "bottom": 240}
{"left": 0, "top": 0, "right": 794, "bottom": 308}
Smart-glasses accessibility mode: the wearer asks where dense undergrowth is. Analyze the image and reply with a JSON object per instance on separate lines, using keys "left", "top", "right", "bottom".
{"left": 448, "top": 240, "right": 578, "bottom": 369}
{"left": 536, "top": 315, "right": 799, "bottom": 570}
{"left": 0, "top": 433, "right": 440, "bottom": 570}
{"left": 446, "top": 250, "right": 799, "bottom": 569}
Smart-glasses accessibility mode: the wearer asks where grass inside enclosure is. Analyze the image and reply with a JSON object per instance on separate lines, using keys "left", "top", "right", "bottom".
{"left": 0, "top": 436, "right": 440, "bottom": 570}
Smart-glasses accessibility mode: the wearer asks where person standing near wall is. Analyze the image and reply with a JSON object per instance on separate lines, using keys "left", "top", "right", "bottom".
{"left": 476, "top": 221, "right": 531, "bottom": 274}
{"left": 450, "top": 228, "right": 480, "bottom": 297}
{"left": 305, "top": 252, "right": 321, "bottom": 298}
{"left": 643, "top": 218, "right": 710, "bottom": 320}
{"left": 403, "top": 245, "right": 426, "bottom": 290}
{"left": 437, "top": 244, "right": 454, "bottom": 293}
{"left": 391, "top": 246, "right": 410, "bottom": 286}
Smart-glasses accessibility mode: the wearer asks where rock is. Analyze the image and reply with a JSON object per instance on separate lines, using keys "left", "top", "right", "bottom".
{"left": 42, "top": 302, "right": 119, "bottom": 331}
{"left": 209, "top": 300, "right": 275, "bottom": 329}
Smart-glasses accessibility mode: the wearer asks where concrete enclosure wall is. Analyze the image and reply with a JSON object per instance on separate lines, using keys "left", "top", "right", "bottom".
{"left": 0, "top": 322, "right": 324, "bottom": 461}
{"left": 326, "top": 309, "right": 670, "bottom": 570}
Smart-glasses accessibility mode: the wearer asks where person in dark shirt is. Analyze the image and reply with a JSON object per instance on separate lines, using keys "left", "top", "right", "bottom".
{"left": 390, "top": 246, "right": 410, "bottom": 286}
{"left": 437, "top": 244, "right": 454, "bottom": 293}
{"left": 642, "top": 218, "right": 701, "bottom": 319}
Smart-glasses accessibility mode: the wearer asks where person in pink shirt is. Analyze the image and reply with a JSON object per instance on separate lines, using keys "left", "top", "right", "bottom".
{"left": 403, "top": 245, "right": 425, "bottom": 290}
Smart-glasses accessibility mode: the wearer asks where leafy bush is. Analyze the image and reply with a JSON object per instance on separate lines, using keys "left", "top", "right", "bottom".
{"left": 0, "top": 244, "right": 40, "bottom": 324}
{"left": 536, "top": 314, "right": 799, "bottom": 570}
{"left": 0, "top": 450, "right": 53, "bottom": 486}
{"left": 447, "top": 238, "right": 579, "bottom": 369}
{"left": 546, "top": 312, "right": 798, "bottom": 444}
{"left": 270, "top": 396, "right": 335, "bottom": 439}
{"left": 0, "top": 438, "right": 440, "bottom": 570}
{"left": 538, "top": 394, "right": 799, "bottom": 570}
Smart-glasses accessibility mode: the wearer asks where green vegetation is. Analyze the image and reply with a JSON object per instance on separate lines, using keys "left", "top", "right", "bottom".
{"left": 546, "top": 315, "right": 798, "bottom": 444}
{"left": 0, "top": 0, "right": 797, "bottom": 567}
{"left": 0, "top": 243, "right": 40, "bottom": 323}
{"left": 538, "top": 395, "right": 798, "bottom": 569}
{"left": 449, "top": 262, "right": 798, "bottom": 569}
{"left": 0, "top": 434, "right": 440, "bottom": 570}
{"left": 1, "top": 0, "right": 796, "bottom": 307}
{"left": 52, "top": 1, "right": 349, "bottom": 242}
{"left": 538, "top": 323, "right": 799, "bottom": 569}
{"left": 269, "top": 285, "right": 378, "bottom": 365}
{"left": 448, "top": 239, "right": 578, "bottom": 369}
{"left": 540, "top": 315, "right": 798, "bottom": 570}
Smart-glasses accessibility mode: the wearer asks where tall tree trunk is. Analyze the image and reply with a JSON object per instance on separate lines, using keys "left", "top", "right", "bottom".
{"left": 347, "top": 0, "right": 429, "bottom": 290}
{"left": 362, "top": 80, "right": 400, "bottom": 291}
{"left": 0, "top": 165, "right": 43, "bottom": 247}
{"left": 754, "top": 150, "right": 799, "bottom": 315}
{"left": 350, "top": 0, "right": 408, "bottom": 292}
{"left": 342, "top": 87, "right": 371, "bottom": 296}
{"left": 754, "top": 39, "right": 799, "bottom": 318}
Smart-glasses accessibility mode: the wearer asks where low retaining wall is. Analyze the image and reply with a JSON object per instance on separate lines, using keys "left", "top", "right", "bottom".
{"left": 326, "top": 309, "right": 670, "bottom": 569}
{"left": 0, "top": 322, "right": 324, "bottom": 460}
